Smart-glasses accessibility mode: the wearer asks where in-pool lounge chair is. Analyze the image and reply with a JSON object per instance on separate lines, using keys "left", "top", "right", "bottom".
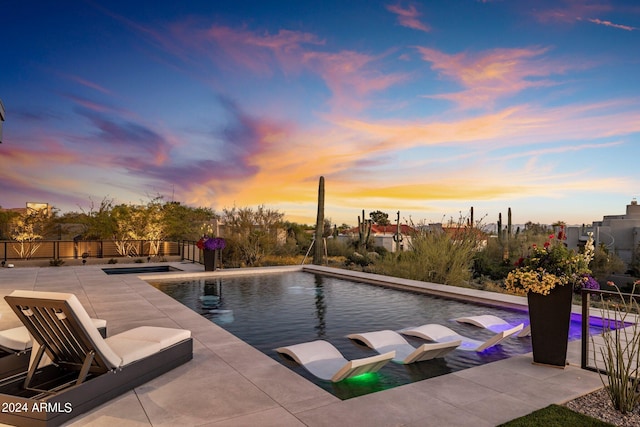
{"left": 400, "top": 322, "right": 523, "bottom": 352}
{"left": 454, "top": 314, "right": 531, "bottom": 337}
{"left": 275, "top": 340, "right": 394, "bottom": 382}
{"left": 0, "top": 316, "right": 107, "bottom": 379}
{"left": 346, "top": 330, "right": 461, "bottom": 364}
{"left": 0, "top": 290, "right": 192, "bottom": 427}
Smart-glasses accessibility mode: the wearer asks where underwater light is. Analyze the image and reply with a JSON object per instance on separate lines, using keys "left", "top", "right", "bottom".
{"left": 342, "top": 372, "right": 379, "bottom": 383}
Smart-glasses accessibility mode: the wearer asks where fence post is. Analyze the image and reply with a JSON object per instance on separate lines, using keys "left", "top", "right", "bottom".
{"left": 581, "top": 289, "right": 590, "bottom": 369}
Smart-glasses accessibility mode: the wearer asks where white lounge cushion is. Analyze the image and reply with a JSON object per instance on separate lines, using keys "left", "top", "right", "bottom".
{"left": 276, "top": 340, "right": 394, "bottom": 382}
{"left": 104, "top": 327, "right": 191, "bottom": 366}
{"left": 104, "top": 336, "right": 162, "bottom": 366}
{"left": 400, "top": 323, "right": 524, "bottom": 352}
{"left": 0, "top": 326, "right": 32, "bottom": 351}
{"left": 455, "top": 315, "right": 531, "bottom": 337}
{"left": 347, "top": 330, "right": 460, "bottom": 364}
{"left": 115, "top": 326, "right": 191, "bottom": 348}
{"left": 0, "top": 318, "right": 107, "bottom": 352}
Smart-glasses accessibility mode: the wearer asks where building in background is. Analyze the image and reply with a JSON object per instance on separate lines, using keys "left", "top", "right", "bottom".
{"left": 567, "top": 199, "right": 640, "bottom": 267}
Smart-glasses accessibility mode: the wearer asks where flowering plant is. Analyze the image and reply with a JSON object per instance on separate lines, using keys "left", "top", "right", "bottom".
{"left": 197, "top": 236, "right": 226, "bottom": 251}
{"left": 505, "top": 230, "right": 596, "bottom": 296}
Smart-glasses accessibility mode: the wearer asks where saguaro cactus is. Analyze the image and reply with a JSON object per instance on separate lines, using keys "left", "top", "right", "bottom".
{"left": 358, "top": 209, "right": 372, "bottom": 251}
{"left": 507, "top": 207, "right": 512, "bottom": 240}
{"left": 497, "top": 213, "right": 503, "bottom": 241}
{"left": 313, "top": 176, "right": 325, "bottom": 265}
{"left": 393, "top": 211, "right": 403, "bottom": 249}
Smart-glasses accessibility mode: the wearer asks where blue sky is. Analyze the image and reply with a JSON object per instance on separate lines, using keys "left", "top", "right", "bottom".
{"left": 1, "top": 0, "right": 639, "bottom": 226}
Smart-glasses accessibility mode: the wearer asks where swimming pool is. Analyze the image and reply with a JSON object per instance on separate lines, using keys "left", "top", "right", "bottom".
{"left": 149, "top": 272, "right": 584, "bottom": 399}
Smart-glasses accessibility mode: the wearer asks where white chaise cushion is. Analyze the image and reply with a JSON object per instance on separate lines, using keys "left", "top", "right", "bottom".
{"left": 0, "top": 318, "right": 107, "bottom": 352}
{"left": 115, "top": 326, "right": 191, "bottom": 348}
{"left": 104, "top": 326, "right": 191, "bottom": 366}
{"left": 7, "top": 290, "right": 122, "bottom": 368}
{"left": 0, "top": 326, "right": 32, "bottom": 351}
{"left": 104, "top": 336, "right": 162, "bottom": 366}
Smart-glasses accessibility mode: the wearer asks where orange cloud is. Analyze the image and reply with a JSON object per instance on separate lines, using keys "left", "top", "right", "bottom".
{"left": 386, "top": 3, "right": 431, "bottom": 32}
{"left": 189, "top": 97, "right": 640, "bottom": 219}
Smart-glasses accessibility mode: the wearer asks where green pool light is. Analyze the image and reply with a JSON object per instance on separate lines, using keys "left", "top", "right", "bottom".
{"left": 343, "top": 372, "right": 378, "bottom": 383}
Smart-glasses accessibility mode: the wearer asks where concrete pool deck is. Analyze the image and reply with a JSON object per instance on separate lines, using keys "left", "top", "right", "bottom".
{"left": 0, "top": 263, "right": 604, "bottom": 426}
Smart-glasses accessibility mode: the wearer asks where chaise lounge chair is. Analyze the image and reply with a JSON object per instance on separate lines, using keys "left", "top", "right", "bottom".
{"left": 400, "top": 322, "right": 523, "bottom": 352}
{"left": 275, "top": 340, "right": 394, "bottom": 382}
{"left": 346, "top": 330, "right": 461, "bottom": 364}
{"left": 0, "top": 316, "right": 107, "bottom": 379}
{"left": 0, "top": 290, "right": 192, "bottom": 427}
{"left": 454, "top": 314, "right": 531, "bottom": 337}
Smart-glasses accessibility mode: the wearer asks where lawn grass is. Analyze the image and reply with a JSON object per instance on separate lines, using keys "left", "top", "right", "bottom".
{"left": 498, "top": 404, "right": 615, "bottom": 426}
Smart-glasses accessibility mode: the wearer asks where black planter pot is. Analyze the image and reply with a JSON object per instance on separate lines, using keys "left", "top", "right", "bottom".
{"left": 203, "top": 250, "right": 216, "bottom": 271}
{"left": 527, "top": 283, "right": 573, "bottom": 367}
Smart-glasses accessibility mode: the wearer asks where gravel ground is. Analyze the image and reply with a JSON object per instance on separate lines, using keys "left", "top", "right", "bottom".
{"left": 565, "top": 387, "right": 640, "bottom": 426}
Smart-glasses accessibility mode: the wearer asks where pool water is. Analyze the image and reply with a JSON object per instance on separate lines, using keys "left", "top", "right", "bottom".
{"left": 149, "top": 272, "right": 587, "bottom": 399}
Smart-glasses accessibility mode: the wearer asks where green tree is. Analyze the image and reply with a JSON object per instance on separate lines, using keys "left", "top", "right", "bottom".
{"left": 80, "top": 198, "right": 118, "bottom": 240}
{"left": 523, "top": 221, "right": 550, "bottom": 237}
{"left": 222, "top": 205, "right": 284, "bottom": 266}
{"left": 280, "top": 221, "right": 313, "bottom": 256}
{"left": 0, "top": 207, "right": 20, "bottom": 239}
{"left": 369, "top": 210, "right": 390, "bottom": 226}
{"left": 8, "top": 206, "right": 53, "bottom": 259}
{"left": 162, "top": 202, "right": 216, "bottom": 241}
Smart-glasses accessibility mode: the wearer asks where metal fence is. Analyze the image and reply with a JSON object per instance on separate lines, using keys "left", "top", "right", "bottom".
{"left": 0, "top": 240, "right": 181, "bottom": 261}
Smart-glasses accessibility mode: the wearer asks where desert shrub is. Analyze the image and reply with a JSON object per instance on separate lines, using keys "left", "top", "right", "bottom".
{"left": 473, "top": 232, "right": 550, "bottom": 280}
{"left": 49, "top": 258, "right": 65, "bottom": 267}
{"left": 591, "top": 245, "right": 625, "bottom": 279}
{"left": 134, "top": 258, "right": 144, "bottom": 263}
{"left": 325, "top": 238, "right": 352, "bottom": 257}
{"left": 107, "top": 258, "right": 118, "bottom": 264}
{"left": 370, "top": 224, "right": 479, "bottom": 287}
{"left": 345, "top": 252, "right": 374, "bottom": 267}
{"left": 593, "top": 282, "right": 640, "bottom": 414}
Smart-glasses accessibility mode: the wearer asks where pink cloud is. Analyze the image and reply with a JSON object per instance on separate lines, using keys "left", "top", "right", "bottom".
{"left": 94, "top": 5, "right": 410, "bottom": 112}
{"left": 415, "top": 46, "right": 575, "bottom": 109}
{"left": 65, "top": 75, "right": 112, "bottom": 95}
{"left": 151, "top": 22, "right": 408, "bottom": 111}
{"left": 531, "top": 0, "right": 611, "bottom": 24}
{"left": 586, "top": 18, "right": 637, "bottom": 31}
{"left": 300, "top": 50, "right": 408, "bottom": 110}
{"left": 386, "top": 3, "right": 431, "bottom": 32}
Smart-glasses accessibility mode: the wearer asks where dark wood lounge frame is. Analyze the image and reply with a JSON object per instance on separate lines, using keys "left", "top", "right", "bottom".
{"left": 0, "top": 292, "right": 192, "bottom": 427}
{"left": 0, "top": 326, "right": 107, "bottom": 381}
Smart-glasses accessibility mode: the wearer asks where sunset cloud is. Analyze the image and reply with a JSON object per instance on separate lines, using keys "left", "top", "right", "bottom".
{"left": 415, "top": 46, "right": 574, "bottom": 109}
{"left": 386, "top": 3, "right": 431, "bottom": 32}
{"left": 2, "top": 1, "right": 638, "bottom": 227}
{"left": 531, "top": 0, "right": 611, "bottom": 24}
{"left": 586, "top": 18, "right": 637, "bottom": 31}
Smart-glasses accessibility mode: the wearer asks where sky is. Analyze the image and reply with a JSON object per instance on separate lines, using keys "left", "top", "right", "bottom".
{"left": 1, "top": 0, "right": 640, "bottom": 227}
